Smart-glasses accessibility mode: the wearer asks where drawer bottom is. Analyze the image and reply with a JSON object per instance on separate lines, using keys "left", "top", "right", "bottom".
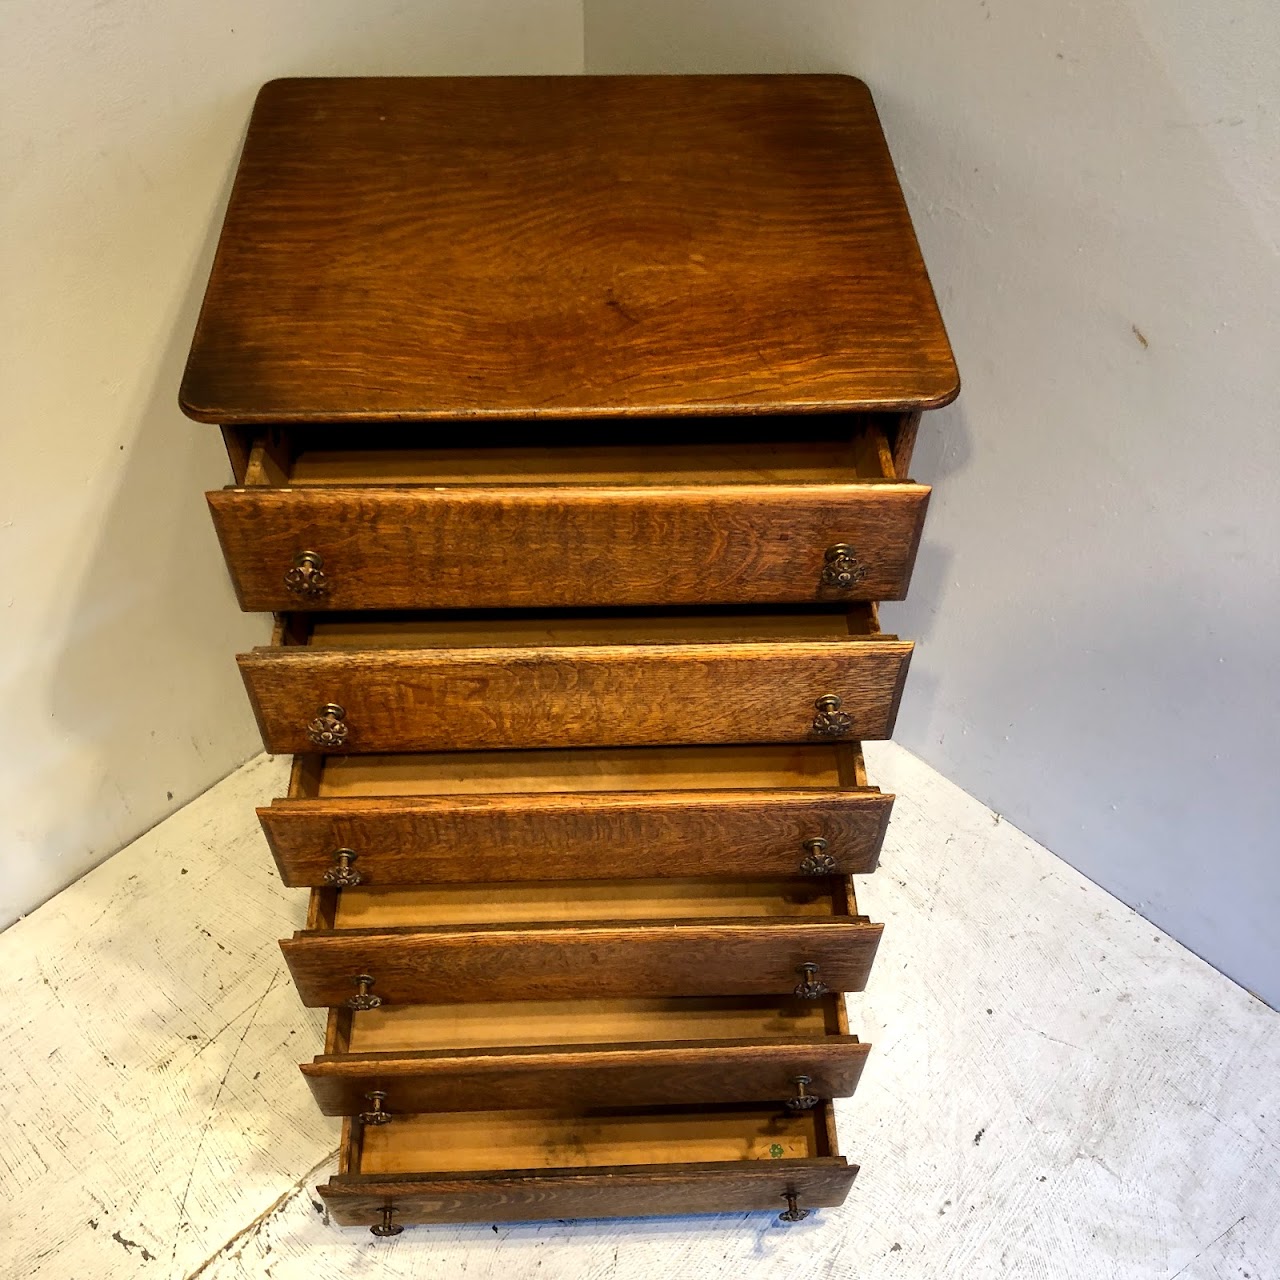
{"left": 320, "top": 1102, "right": 856, "bottom": 1231}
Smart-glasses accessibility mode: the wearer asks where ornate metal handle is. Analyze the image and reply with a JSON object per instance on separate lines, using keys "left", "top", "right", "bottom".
{"left": 779, "top": 1191, "right": 810, "bottom": 1224}
{"left": 811, "top": 694, "right": 852, "bottom": 738}
{"left": 284, "top": 550, "right": 329, "bottom": 599}
{"left": 821, "top": 543, "right": 867, "bottom": 590}
{"left": 360, "top": 1090, "right": 392, "bottom": 1125}
{"left": 798, "top": 838, "right": 836, "bottom": 875}
{"left": 370, "top": 1205, "right": 403, "bottom": 1238}
{"left": 345, "top": 974, "right": 382, "bottom": 1011}
{"left": 323, "top": 848, "right": 362, "bottom": 887}
{"left": 786, "top": 1075, "right": 821, "bottom": 1111}
{"left": 307, "top": 703, "right": 349, "bottom": 748}
{"left": 794, "top": 963, "right": 830, "bottom": 1000}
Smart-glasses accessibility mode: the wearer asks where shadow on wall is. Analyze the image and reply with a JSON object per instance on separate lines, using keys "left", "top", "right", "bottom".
{"left": 40, "top": 139, "right": 268, "bottom": 911}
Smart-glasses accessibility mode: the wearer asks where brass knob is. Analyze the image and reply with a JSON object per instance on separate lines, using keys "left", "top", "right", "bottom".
{"left": 794, "top": 963, "right": 830, "bottom": 1000}
{"left": 786, "top": 1075, "right": 821, "bottom": 1111}
{"left": 307, "top": 703, "right": 349, "bottom": 748}
{"left": 284, "top": 550, "right": 329, "bottom": 599}
{"left": 799, "top": 838, "right": 836, "bottom": 876}
{"left": 779, "top": 1191, "right": 810, "bottom": 1224}
{"left": 811, "top": 694, "right": 852, "bottom": 738}
{"left": 370, "top": 1205, "right": 403, "bottom": 1238}
{"left": 345, "top": 974, "right": 382, "bottom": 1011}
{"left": 820, "top": 543, "right": 867, "bottom": 590}
{"left": 323, "top": 848, "right": 362, "bottom": 887}
{"left": 360, "top": 1090, "right": 392, "bottom": 1125}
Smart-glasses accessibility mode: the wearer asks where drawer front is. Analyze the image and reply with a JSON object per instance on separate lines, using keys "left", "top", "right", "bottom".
{"left": 320, "top": 1159, "right": 858, "bottom": 1227}
{"left": 302, "top": 1036, "right": 870, "bottom": 1115}
{"left": 240, "top": 641, "right": 913, "bottom": 755}
{"left": 261, "top": 788, "right": 893, "bottom": 887}
{"left": 281, "top": 918, "right": 882, "bottom": 1007}
{"left": 208, "top": 483, "right": 929, "bottom": 611}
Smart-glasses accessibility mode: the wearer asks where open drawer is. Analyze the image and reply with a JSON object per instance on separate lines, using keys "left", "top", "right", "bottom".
{"left": 304, "top": 991, "right": 868, "bottom": 1116}
{"left": 208, "top": 417, "right": 929, "bottom": 612}
{"left": 319, "top": 1101, "right": 857, "bottom": 1231}
{"left": 239, "top": 605, "right": 913, "bottom": 754}
{"left": 280, "top": 876, "right": 882, "bottom": 1008}
{"left": 260, "top": 743, "right": 894, "bottom": 887}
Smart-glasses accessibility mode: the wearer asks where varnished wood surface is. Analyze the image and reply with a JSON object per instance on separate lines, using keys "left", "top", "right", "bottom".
{"left": 280, "top": 917, "right": 882, "bottom": 1007}
{"left": 179, "top": 75, "right": 958, "bottom": 424}
{"left": 208, "top": 481, "right": 930, "bottom": 611}
{"left": 261, "top": 785, "right": 892, "bottom": 886}
{"left": 320, "top": 1159, "right": 857, "bottom": 1227}
{"left": 301, "top": 1036, "right": 869, "bottom": 1115}
{"left": 264, "top": 741, "right": 888, "bottom": 886}
{"left": 239, "top": 633, "right": 913, "bottom": 755}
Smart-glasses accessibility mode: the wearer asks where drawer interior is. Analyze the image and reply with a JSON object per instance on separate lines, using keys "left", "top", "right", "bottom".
{"left": 312, "top": 875, "right": 858, "bottom": 932}
{"left": 350, "top": 1103, "right": 834, "bottom": 1175}
{"left": 337, "top": 993, "right": 847, "bottom": 1054}
{"left": 291, "top": 742, "right": 866, "bottom": 799}
{"left": 278, "top": 603, "right": 885, "bottom": 650}
{"left": 241, "top": 417, "right": 898, "bottom": 488}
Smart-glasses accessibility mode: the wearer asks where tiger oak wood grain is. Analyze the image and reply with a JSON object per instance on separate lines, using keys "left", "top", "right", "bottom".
{"left": 179, "top": 76, "right": 958, "bottom": 425}
{"left": 320, "top": 1159, "right": 857, "bottom": 1227}
{"left": 239, "top": 637, "right": 914, "bottom": 754}
{"left": 207, "top": 481, "right": 931, "bottom": 611}
{"left": 301, "top": 1036, "right": 870, "bottom": 1115}
{"left": 259, "top": 786, "right": 893, "bottom": 887}
{"left": 280, "top": 918, "right": 882, "bottom": 1007}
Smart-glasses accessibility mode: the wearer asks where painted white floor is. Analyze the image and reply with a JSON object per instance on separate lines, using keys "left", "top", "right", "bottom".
{"left": 2, "top": 744, "right": 1277, "bottom": 1280}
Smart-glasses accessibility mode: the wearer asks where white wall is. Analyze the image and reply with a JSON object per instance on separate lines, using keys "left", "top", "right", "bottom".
{"left": 0, "top": 2, "right": 584, "bottom": 927}
{"left": 586, "top": 2, "right": 1280, "bottom": 1006}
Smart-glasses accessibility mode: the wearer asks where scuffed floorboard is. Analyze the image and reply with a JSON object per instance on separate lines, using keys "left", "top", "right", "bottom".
{"left": 1, "top": 745, "right": 1277, "bottom": 1279}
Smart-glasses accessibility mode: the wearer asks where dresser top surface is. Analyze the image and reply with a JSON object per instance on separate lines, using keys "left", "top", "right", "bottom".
{"left": 180, "top": 75, "right": 958, "bottom": 426}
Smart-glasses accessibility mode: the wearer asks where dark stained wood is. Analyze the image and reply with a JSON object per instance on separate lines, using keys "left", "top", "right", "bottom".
{"left": 301, "top": 1036, "right": 870, "bottom": 1115}
{"left": 320, "top": 1159, "right": 857, "bottom": 1227}
{"left": 207, "top": 480, "right": 930, "bottom": 611}
{"left": 280, "top": 917, "right": 882, "bottom": 1007}
{"left": 238, "top": 629, "right": 914, "bottom": 755}
{"left": 179, "top": 75, "right": 958, "bottom": 425}
{"left": 260, "top": 785, "right": 893, "bottom": 887}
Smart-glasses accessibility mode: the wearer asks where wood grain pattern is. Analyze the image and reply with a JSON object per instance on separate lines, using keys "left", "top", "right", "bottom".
{"left": 178, "top": 76, "right": 958, "bottom": 424}
{"left": 239, "top": 637, "right": 913, "bottom": 755}
{"left": 207, "top": 481, "right": 930, "bottom": 611}
{"left": 320, "top": 1159, "right": 857, "bottom": 1227}
{"left": 340, "top": 994, "right": 843, "bottom": 1053}
{"left": 260, "top": 786, "right": 892, "bottom": 887}
{"left": 280, "top": 918, "right": 882, "bottom": 1007}
{"left": 301, "top": 1036, "right": 869, "bottom": 1115}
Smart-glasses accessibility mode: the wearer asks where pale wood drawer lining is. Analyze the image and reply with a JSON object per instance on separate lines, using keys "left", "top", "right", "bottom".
{"left": 242, "top": 417, "right": 900, "bottom": 488}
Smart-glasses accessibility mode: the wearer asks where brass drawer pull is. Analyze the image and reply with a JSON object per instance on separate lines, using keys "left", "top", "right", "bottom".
{"left": 811, "top": 694, "right": 852, "bottom": 737}
{"left": 786, "top": 1075, "right": 821, "bottom": 1111}
{"left": 307, "top": 703, "right": 349, "bottom": 748}
{"left": 799, "top": 838, "right": 836, "bottom": 875}
{"left": 820, "top": 543, "right": 867, "bottom": 590}
{"left": 779, "top": 1190, "right": 810, "bottom": 1224}
{"left": 284, "top": 550, "right": 329, "bottom": 598}
{"left": 794, "top": 963, "right": 830, "bottom": 1000}
{"left": 360, "top": 1090, "right": 392, "bottom": 1125}
{"left": 370, "top": 1205, "right": 403, "bottom": 1238}
{"left": 323, "top": 848, "right": 362, "bottom": 887}
{"left": 345, "top": 974, "right": 382, "bottom": 1011}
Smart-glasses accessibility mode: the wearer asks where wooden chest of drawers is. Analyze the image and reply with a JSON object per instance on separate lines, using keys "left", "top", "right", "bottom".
{"left": 181, "top": 73, "right": 957, "bottom": 1236}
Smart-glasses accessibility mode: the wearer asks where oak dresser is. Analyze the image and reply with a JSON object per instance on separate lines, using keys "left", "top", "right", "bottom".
{"left": 179, "top": 74, "right": 958, "bottom": 1237}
